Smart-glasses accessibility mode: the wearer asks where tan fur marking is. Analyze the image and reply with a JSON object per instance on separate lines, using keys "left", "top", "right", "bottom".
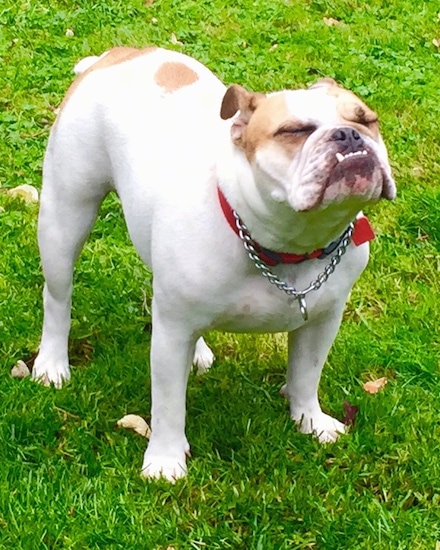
{"left": 327, "top": 87, "right": 379, "bottom": 138}
{"left": 92, "top": 46, "right": 157, "bottom": 69}
{"left": 154, "top": 62, "right": 199, "bottom": 92}
{"left": 242, "top": 94, "right": 300, "bottom": 161}
{"left": 309, "top": 77, "right": 338, "bottom": 89}
{"left": 56, "top": 46, "right": 158, "bottom": 119}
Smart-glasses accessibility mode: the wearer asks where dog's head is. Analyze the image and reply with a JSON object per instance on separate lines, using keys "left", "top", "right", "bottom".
{"left": 220, "top": 79, "right": 395, "bottom": 213}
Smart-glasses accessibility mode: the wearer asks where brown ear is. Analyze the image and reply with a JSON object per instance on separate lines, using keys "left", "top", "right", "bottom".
{"left": 309, "top": 77, "right": 338, "bottom": 89}
{"left": 220, "top": 85, "right": 265, "bottom": 145}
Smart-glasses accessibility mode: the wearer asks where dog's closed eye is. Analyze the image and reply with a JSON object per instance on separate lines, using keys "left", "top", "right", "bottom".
{"left": 353, "top": 106, "right": 378, "bottom": 128}
{"left": 362, "top": 118, "right": 378, "bottom": 128}
{"left": 274, "top": 124, "right": 317, "bottom": 137}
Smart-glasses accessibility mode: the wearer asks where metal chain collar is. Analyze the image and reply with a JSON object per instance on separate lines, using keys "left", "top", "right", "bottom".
{"left": 233, "top": 211, "right": 354, "bottom": 321}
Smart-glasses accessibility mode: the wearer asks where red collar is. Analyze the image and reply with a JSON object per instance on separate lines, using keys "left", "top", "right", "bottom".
{"left": 217, "top": 186, "right": 375, "bottom": 267}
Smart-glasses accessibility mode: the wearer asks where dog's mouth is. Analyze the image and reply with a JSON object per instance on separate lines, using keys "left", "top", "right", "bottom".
{"left": 334, "top": 149, "right": 369, "bottom": 164}
{"left": 323, "top": 146, "right": 391, "bottom": 203}
{"left": 327, "top": 147, "right": 376, "bottom": 185}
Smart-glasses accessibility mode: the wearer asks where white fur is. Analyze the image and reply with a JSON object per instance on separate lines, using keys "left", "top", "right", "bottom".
{"left": 33, "top": 47, "right": 395, "bottom": 481}
{"left": 73, "top": 52, "right": 108, "bottom": 75}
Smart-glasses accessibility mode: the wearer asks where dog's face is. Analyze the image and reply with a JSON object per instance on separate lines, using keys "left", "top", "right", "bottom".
{"left": 221, "top": 79, "right": 396, "bottom": 212}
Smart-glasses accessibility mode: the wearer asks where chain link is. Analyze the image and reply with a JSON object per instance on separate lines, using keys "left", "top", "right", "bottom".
{"left": 234, "top": 211, "right": 354, "bottom": 321}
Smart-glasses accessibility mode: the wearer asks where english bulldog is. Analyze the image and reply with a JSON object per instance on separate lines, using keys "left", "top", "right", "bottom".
{"left": 33, "top": 46, "right": 395, "bottom": 481}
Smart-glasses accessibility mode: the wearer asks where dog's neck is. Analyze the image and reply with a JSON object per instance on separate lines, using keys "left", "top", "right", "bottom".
{"left": 216, "top": 141, "right": 367, "bottom": 254}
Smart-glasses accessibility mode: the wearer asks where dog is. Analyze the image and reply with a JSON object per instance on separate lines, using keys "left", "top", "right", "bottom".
{"left": 33, "top": 46, "right": 396, "bottom": 481}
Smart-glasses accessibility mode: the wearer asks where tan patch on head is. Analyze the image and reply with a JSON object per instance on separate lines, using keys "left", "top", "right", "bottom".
{"left": 242, "top": 94, "right": 304, "bottom": 161}
{"left": 154, "top": 62, "right": 199, "bottom": 92}
{"left": 56, "top": 46, "right": 158, "bottom": 120}
{"left": 328, "top": 87, "right": 379, "bottom": 139}
{"left": 309, "top": 77, "right": 338, "bottom": 89}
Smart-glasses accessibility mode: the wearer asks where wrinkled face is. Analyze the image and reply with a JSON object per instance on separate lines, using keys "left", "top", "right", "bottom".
{"left": 222, "top": 81, "right": 396, "bottom": 212}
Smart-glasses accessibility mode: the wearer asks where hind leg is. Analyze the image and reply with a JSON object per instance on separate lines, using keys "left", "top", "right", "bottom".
{"left": 192, "top": 337, "right": 215, "bottom": 374}
{"left": 32, "top": 168, "right": 107, "bottom": 387}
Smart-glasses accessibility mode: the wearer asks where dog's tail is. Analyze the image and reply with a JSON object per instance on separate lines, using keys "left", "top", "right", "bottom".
{"left": 73, "top": 52, "right": 109, "bottom": 75}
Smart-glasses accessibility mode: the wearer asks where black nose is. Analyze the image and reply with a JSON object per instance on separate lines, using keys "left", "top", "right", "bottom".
{"left": 331, "top": 127, "right": 364, "bottom": 150}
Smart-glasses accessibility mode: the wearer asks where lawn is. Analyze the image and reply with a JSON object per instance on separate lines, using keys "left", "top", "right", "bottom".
{"left": 1, "top": 0, "right": 440, "bottom": 548}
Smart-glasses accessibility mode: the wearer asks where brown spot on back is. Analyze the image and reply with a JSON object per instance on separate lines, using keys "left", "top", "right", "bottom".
{"left": 154, "top": 62, "right": 199, "bottom": 92}
{"left": 90, "top": 46, "right": 157, "bottom": 70}
{"left": 56, "top": 46, "right": 158, "bottom": 120}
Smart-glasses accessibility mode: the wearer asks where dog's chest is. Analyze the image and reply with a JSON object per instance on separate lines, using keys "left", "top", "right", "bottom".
{"left": 209, "top": 263, "right": 349, "bottom": 333}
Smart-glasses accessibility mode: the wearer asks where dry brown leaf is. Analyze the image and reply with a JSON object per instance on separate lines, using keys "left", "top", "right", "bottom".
{"left": 342, "top": 400, "right": 359, "bottom": 427}
{"left": 170, "top": 33, "right": 183, "bottom": 46}
{"left": 11, "top": 360, "right": 31, "bottom": 379}
{"left": 6, "top": 184, "right": 39, "bottom": 203}
{"left": 363, "top": 377, "right": 388, "bottom": 394}
{"left": 411, "top": 165, "right": 424, "bottom": 177}
{"left": 117, "top": 414, "right": 151, "bottom": 438}
{"left": 323, "top": 17, "right": 342, "bottom": 27}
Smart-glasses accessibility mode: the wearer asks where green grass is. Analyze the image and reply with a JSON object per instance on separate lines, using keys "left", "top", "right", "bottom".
{"left": 1, "top": 0, "right": 440, "bottom": 548}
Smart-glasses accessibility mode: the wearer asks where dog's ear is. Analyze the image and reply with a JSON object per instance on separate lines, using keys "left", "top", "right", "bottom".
{"left": 309, "top": 77, "right": 338, "bottom": 89}
{"left": 220, "top": 85, "right": 265, "bottom": 145}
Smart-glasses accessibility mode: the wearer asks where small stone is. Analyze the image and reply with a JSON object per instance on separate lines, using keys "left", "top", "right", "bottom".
{"left": 11, "top": 360, "right": 31, "bottom": 379}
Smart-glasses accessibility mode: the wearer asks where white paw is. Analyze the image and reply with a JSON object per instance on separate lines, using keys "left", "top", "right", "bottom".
{"left": 294, "top": 411, "right": 346, "bottom": 443}
{"left": 193, "top": 337, "right": 215, "bottom": 375}
{"left": 32, "top": 355, "right": 70, "bottom": 389}
{"left": 141, "top": 454, "right": 187, "bottom": 482}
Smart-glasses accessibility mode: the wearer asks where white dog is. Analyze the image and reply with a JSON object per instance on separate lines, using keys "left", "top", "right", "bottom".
{"left": 33, "top": 46, "right": 396, "bottom": 480}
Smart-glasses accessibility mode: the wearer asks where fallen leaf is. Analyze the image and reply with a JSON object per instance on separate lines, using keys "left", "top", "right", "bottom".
{"left": 363, "top": 377, "right": 388, "bottom": 394}
{"left": 117, "top": 414, "right": 151, "bottom": 438}
{"left": 433, "top": 38, "right": 440, "bottom": 48}
{"left": 69, "top": 337, "right": 94, "bottom": 366}
{"left": 22, "top": 351, "right": 38, "bottom": 371}
{"left": 411, "top": 165, "right": 424, "bottom": 177}
{"left": 170, "top": 33, "right": 183, "bottom": 45}
{"left": 11, "top": 360, "right": 31, "bottom": 379}
{"left": 342, "top": 400, "right": 359, "bottom": 427}
{"left": 323, "top": 17, "right": 342, "bottom": 26}
{"left": 6, "top": 184, "right": 39, "bottom": 203}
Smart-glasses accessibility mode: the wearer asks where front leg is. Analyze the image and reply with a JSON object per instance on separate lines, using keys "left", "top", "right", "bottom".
{"left": 285, "top": 306, "right": 347, "bottom": 443}
{"left": 141, "top": 302, "right": 195, "bottom": 481}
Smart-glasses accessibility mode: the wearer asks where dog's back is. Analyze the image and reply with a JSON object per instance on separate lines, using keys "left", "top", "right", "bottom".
{"left": 48, "top": 46, "right": 226, "bottom": 187}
